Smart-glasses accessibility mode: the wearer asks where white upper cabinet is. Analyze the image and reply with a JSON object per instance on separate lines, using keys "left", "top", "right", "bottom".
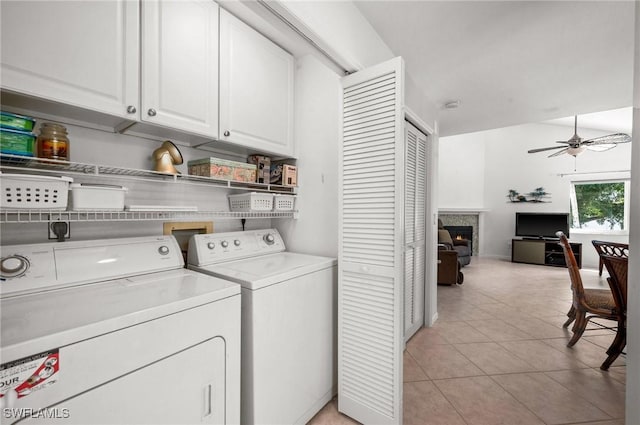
{"left": 0, "top": 0, "right": 139, "bottom": 119}
{"left": 1, "top": 1, "right": 295, "bottom": 157}
{"left": 219, "top": 9, "right": 295, "bottom": 157}
{"left": 141, "top": 0, "right": 218, "bottom": 138}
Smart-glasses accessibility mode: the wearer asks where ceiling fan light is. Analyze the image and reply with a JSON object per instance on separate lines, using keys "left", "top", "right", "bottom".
{"left": 567, "top": 146, "right": 586, "bottom": 157}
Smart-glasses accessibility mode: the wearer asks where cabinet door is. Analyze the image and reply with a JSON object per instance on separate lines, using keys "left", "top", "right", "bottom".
{"left": 141, "top": 0, "right": 218, "bottom": 138}
{"left": 404, "top": 121, "right": 427, "bottom": 341}
{"left": 219, "top": 9, "right": 294, "bottom": 157}
{"left": 512, "top": 239, "right": 545, "bottom": 264}
{"left": 0, "top": 0, "right": 139, "bottom": 119}
{"left": 339, "top": 57, "right": 404, "bottom": 425}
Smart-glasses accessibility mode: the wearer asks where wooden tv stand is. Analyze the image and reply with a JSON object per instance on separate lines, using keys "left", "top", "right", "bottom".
{"left": 511, "top": 238, "right": 582, "bottom": 268}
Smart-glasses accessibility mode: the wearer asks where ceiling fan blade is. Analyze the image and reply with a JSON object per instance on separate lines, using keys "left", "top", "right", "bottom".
{"left": 555, "top": 140, "right": 571, "bottom": 144}
{"left": 528, "top": 146, "right": 566, "bottom": 154}
{"left": 586, "top": 144, "right": 616, "bottom": 152}
{"left": 584, "top": 133, "right": 632, "bottom": 145}
{"left": 548, "top": 148, "right": 569, "bottom": 158}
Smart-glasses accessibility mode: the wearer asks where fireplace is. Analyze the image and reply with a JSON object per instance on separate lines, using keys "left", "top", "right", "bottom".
{"left": 444, "top": 225, "right": 473, "bottom": 255}
{"left": 439, "top": 211, "right": 484, "bottom": 255}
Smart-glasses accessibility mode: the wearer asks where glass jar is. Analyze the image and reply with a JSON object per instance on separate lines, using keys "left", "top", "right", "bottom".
{"left": 37, "top": 122, "right": 69, "bottom": 161}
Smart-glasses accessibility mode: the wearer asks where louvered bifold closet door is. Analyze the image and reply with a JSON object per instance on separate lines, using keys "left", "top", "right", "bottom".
{"left": 339, "top": 57, "right": 405, "bottom": 425}
{"left": 404, "top": 121, "right": 428, "bottom": 341}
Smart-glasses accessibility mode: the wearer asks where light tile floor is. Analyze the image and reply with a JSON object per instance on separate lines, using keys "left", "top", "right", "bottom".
{"left": 308, "top": 257, "right": 626, "bottom": 425}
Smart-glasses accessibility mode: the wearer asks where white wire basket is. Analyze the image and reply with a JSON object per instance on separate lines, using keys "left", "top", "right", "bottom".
{"left": 1, "top": 173, "right": 73, "bottom": 210}
{"left": 273, "top": 194, "right": 296, "bottom": 211}
{"left": 228, "top": 192, "right": 273, "bottom": 212}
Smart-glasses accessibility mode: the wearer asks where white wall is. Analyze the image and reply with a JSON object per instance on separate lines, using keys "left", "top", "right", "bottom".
{"left": 438, "top": 134, "right": 486, "bottom": 208}
{"left": 275, "top": 54, "right": 340, "bottom": 258}
{"left": 439, "top": 121, "right": 632, "bottom": 268}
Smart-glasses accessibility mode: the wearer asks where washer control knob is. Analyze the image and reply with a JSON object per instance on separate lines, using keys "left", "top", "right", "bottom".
{"left": 234, "top": 239, "right": 241, "bottom": 247}
{"left": 207, "top": 242, "right": 215, "bottom": 250}
{"left": 1, "top": 255, "right": 29, "bottom": 278}
{"left": 263, "top": 233, "right": 275, "bottom": 245}
{"left": 158, "top": 246, "right": 170, "bottom": 255}
{"left": 221, "top": 240, "right": 229, "bottom": 248}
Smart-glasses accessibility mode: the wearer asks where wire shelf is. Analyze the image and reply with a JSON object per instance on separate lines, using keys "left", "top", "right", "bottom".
{"left": 0, "top": 154, "right": 299, "bottom": 223}
{"left": 0, "top": 209, "right": 298, "bottom": 223}
{"left": 0, "top": 154, "right": 297, "bottom": 194}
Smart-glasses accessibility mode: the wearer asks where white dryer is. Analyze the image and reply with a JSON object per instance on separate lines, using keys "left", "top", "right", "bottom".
{"left": 188, "top": 229, "right": 337, "bottom": 425}
{"left": 0, "top": 235, "right": 240, "bottom": 425}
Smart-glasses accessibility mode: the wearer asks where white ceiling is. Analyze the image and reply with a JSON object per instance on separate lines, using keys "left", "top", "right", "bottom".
{"left": 354, "top": 1, "right": 636, "bottom": 137}
{"left": 545, "top": 107, "right": 633, "bottom": 134}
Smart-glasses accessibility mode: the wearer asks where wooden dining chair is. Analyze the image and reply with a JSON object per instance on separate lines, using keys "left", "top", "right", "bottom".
{"left": 599, "top": 254, "right": 628, "bottom": 370}
{"left": 592, "top": 240, "right": 629, "bottom": 276}
{"left": 556, "top": 232, "right": 619, "bottom": 348}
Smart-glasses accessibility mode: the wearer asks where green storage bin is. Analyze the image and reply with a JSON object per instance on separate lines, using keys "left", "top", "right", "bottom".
{"left": 0, "top": 128, "right": 36, "bottom": 157}
{"left": 0, "top": 111, "right": 36, "bottom": 132}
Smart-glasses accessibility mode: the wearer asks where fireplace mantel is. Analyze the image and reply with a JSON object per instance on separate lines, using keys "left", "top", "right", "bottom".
{"left": 438, "top": 208, "right": 490, "bottom": 215}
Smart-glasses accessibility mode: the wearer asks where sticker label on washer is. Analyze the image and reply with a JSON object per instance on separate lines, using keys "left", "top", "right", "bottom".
{"left": 0, "top": 349, "right": 59, "bottom": 399}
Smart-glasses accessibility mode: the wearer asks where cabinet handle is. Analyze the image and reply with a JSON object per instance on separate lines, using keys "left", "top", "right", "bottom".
{"left": 223, "top": 130, "right": 230, "bottom": 137}
{"left": 126, "top": 105, "right": 137, "bottom": 114}
{"left": 148, "top": 108, "right": 157, "bottom": 117}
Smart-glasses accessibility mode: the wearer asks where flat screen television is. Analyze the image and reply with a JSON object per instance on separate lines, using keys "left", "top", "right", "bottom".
{"left": 515, "top": 212, "right": 570, "bottom": 239}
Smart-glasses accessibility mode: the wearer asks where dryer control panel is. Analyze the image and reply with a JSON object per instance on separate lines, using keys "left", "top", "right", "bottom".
{"left": 1, "top": 236, "right": 183, "bottom": 297}
{"left": 188, "top": 229, "right": 285, "bottom": 266}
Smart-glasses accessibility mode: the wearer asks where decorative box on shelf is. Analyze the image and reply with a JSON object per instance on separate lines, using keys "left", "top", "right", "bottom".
{"left": 187, "top": 157, "right": 257, "bottom": 182}
{"left": 270, "top": 159, "right": 297, "bottom": 187}
{"left": 248, "top": 155, "right": 270, "bottom": 184}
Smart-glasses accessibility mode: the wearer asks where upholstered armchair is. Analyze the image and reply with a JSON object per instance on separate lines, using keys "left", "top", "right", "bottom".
{"left": 437, "top": 220, "right": 471, "bottom": 267}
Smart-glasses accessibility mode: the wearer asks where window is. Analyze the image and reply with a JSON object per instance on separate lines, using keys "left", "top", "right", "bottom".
{"left": 569, "top": 180, "right": 630, "bottom": 232}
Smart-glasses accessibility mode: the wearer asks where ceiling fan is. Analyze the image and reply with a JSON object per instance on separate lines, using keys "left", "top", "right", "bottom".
{"left": 528, "top": 115, "right": 631, "bottom": 157}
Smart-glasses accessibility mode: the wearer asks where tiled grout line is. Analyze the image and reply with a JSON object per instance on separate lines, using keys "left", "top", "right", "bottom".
{"left": 541, "top": 369, "right": 625, "bottom": 421}
{"left": 485, "top": 374, "right": 558, "bottom": 425}
{"left": 404, "top": 349, "right": 431, "bottom": 382}
{"left": 404, "top": 344, "right": 476, "bottom": 424}
{"left": 495, "top": 340, "right": 592, "bottom": 369}
{"left": 426, "top": 379, "right": 472, "bottom": 425}
{"left": 487, "top": 373, "right": 614, "bottom": 425}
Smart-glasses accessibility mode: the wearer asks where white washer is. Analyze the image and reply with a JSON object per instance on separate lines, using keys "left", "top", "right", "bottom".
{"left": 0, "top": 235, "right": 240, "bottom": 425}
{"left": 188, "top": 229, "right": 337, "bottom": 425}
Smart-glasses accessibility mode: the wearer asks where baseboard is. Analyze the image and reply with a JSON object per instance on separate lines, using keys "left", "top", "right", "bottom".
{"left": 429, "top": 311, "right": 439, "bottom": 326}
{"left": 482, "top": 254, "right": 511, "bottom": 261}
